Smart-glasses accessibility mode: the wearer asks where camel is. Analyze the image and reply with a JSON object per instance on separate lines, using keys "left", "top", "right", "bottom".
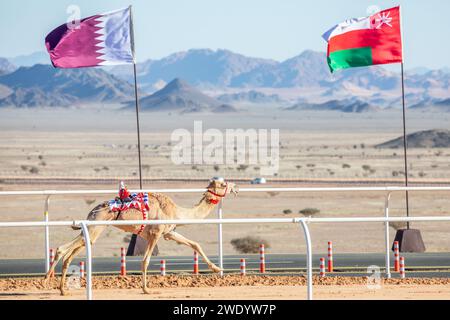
{"left": 43, "top": 179, "right": 239, "bottom": 295}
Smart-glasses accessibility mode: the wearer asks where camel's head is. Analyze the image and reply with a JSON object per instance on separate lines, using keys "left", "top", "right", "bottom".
{"left": 206, "top": 178, "right": 239, "bottom": 202}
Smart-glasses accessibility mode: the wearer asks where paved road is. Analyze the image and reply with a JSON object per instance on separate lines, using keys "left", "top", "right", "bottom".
{"left": 1, "top": 253, "right": 450, "bottom": 278}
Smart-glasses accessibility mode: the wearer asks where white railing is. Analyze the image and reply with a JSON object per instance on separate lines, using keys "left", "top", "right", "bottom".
{"left": 1, "top": 186, "right": 450, "bottom": 276}
{"left": 1, "top": 216, "right": 450, "bottom": 300}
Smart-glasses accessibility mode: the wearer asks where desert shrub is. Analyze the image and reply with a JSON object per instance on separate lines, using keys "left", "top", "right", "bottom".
{"left": 390, "top": 222, "right": 407, "bottom": 230}
{"left": 267, "top": 191, "right": 279, "bottom": 197}
{"left": 20, "top": 165, "right": 28, "bottom": 171}
{"left": 38, "top": 155, "right": 44, "bottom": 160}
{"left": 296, "top": 165, "right": 302, "bottom": 169}
{"left": 299, "top": 208, "right": 320, "bottom": 216}
{"left": 283, "top": 209, "right": 292, "bottom": 214}
{"left": 231, "top": 236, "right": 270, "bottom": 254}
{"left": 123, "top": 235, "right": 132, "bottom": 243}
{"left": 237, "top": 164, "right": 249, "bottom": 171}
{"left": 306, "top": 164, "right": 315, "bottom": 168}
{"left": 85, "top": 198, "right": 96, "bottom": 206}
{"left": 362, "top": 165, "right": 371, "bottom": 171}
{"left": 392, "top": 171, "right": 399, "bottom": 177}
{"left": 214, "top": 165, "right": 220, "bottom": 172}
{"left": 342, "top": 164, "right": 351, "bottom": 169}
{"left": 29, "top": 166, "right": 39, "bottom": 174}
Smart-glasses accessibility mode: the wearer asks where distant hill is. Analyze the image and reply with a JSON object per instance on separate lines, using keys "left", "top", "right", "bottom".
{"left": 410, "top": 98, "right": 450, "bottom": 112}
{"left": 376, "top": 129, "right": 450, "bottom": 149}
{"left": 130, "top": 78, "right": 236, "bottom": 113}
{"left": 109, "top": 49, "right": 450, "bottom": 107}
{"left": 286, "top": 99, "right": 379, "bottom": 113}
{"left": 0, "top": 58, "right": 16, "bottom": 76}
{"left": 8, "top": 51, "right": 50, "bottom": 67}
{"left": 0, "top": 64, "right": 134, "bottom": 107}
{"left": 217, "top": 90, "right": 284, "bottom": 104}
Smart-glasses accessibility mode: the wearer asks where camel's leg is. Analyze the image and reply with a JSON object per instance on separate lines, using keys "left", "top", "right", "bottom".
{"left": 58, "top": 225, "right": 107, "bottom": 296}
{"left": 164, "top": 231, "right": 221, "bottom": 273}
{"left": 141, "top": 231, "right": 163, "bottom": 294}
{"left": 59, "top": 246, "right": 84, "bottom": 296}
{"left": 44, "top": 235, "right": 84, "bottom": 285}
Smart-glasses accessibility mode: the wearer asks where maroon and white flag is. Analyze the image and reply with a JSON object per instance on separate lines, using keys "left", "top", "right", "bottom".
{"left": 45, "top": 7, "right": 134, "bottom": 68}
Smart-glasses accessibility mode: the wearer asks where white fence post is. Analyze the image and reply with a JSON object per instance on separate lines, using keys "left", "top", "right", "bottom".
{"left": 44, "top": 195, "right": 51, "bottom": 273}
{"left": 384, "top": 192, "right": 392, "bottom": 278}
{"left": 80, "top": 222, "right": 93, "bottom": 300}
{"left": 217, "top": 200, "right": 224, "bottom": 276}
{"left": 299, "top": 220, "right": 313, "bottom": 300}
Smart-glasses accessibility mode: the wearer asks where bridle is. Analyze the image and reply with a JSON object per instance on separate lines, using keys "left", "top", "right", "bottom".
{"left": 206, "top": 182, "right": 228, "bottom": 204}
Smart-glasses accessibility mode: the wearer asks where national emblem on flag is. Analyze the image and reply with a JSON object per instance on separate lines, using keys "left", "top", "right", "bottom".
{"left": 322, "top": 6, "right": 403, "bottom": 73}
{"left": 45, "top": 7, "right": 134, "bottom": 68}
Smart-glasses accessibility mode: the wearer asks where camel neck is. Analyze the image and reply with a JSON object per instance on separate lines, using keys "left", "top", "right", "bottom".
{"left": 176, "top": 195, "right": 217, "bottom": 220}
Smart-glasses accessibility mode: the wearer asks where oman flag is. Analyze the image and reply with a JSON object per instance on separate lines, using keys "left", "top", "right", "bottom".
{"left": 323, "top": 6, "right": 403, "bottom": 73}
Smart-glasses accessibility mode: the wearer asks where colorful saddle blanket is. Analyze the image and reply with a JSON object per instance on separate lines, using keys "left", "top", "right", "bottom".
{"left": 108, "top": 192, "right": 150, "bottom": 235}
{"left": 108, "top": 192, "right": 150, "bottom": 213}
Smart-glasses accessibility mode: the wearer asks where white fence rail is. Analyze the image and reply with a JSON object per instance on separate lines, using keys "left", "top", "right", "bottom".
{"left": 1, "top": 216, "right": 450, "bottom": 300}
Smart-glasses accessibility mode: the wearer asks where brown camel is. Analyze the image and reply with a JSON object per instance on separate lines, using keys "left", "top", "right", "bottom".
{"left": 43, "top": 179, "right": 239, "bottom": 295}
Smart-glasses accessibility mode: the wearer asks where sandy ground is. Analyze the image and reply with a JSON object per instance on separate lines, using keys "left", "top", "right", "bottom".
{"left": 1, "top": 275, "right": 450, "bottom": 300}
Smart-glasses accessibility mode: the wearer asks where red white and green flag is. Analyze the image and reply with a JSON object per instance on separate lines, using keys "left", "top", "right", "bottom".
{"left": 323, "top": 6, "right": 403, "bottom": 73}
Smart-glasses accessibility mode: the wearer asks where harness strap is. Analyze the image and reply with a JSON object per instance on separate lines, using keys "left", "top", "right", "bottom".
{"left": 136, "top": 206, "right": 147, "bottom": 235}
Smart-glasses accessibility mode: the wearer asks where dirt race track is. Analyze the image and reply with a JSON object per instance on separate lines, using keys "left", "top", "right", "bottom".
{"left": 1, "top": 275, "right": 450, "bottom": 300}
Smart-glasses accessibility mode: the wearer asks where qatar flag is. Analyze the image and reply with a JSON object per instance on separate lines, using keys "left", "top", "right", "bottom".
{"left": 45, "top": 7, "right": 134, "bottom": 68}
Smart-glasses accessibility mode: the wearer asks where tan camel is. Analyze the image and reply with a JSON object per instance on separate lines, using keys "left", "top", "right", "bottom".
{"left": 43, "top": 179, "right": 238, "bottom": 295}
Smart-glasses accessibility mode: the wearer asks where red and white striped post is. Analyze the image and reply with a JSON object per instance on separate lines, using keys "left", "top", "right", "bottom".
{"left": 79, "top": 261, "right": 85, "bottom": 279}
{"left": 327, "top": 241, "right": 333, "bottom": 272}
{"left": 193, "top": 251, "right": 199, "bottom": 274}
{"left": 259, "top": 244, "right": 266, "bottom": 273}
{"left": 319, "top": 257, "right": 326, "bottom": 278}
{"left": 49, "top": 248, "right": 55, "bottom": 277}
{"left": 120, "top": 247, "right": 127, "bottom": 276}
{"left": 160, "top": 259, "right": 166, "bottom": 276}
{"left": 240, "top": 258, "right": 246, "bottom": 276}
{"left": 394, "top": 241, "right": 400, "bottom": 272}
{"left": 399, "top": 257, "right": 406, "bottom": 279}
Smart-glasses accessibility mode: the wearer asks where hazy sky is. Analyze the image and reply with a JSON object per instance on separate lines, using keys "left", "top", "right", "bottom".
{"left": 1, "top": 0, "right": 449, "bottom": 69}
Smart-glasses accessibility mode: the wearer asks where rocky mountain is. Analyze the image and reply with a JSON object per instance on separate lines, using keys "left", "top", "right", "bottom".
{"left": 410, "top": 98, "right": 450, "bottom": 112}
{"left": 376, "top": 129, "right": 450, "bottom": 149}
{"left": 0, "top": 64, "right": 134, "bottom": 107}
{"left": 0, "top": 58, "right": 16, "bottom": 76}
{"left": 8, "top": 51, "right": 50, "bottom": 67}
{"left": 286, "top": 99, "right": 380, "bottom": 113}
{"left": 128, "top": 78, "right": 236, "bottom": 113}
{"left": 110, "top": 49, "right": 450, "bottom": 108}
{"left": 217, "top": 90, "right": 284, "bottom": 104}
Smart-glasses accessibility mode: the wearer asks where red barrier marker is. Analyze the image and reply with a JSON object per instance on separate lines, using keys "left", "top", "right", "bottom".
{"left": 49, "top": 248, "right": 55, "bottom": 277}
{"left": 79, "top": 261, "right": 85, "bottom": 279}
{"left": 399, "top": 256, "right": 406, "bottom": 279}
{"left": 240, "top": 258, "right": 246, "bottom": 276}
{"left": 319, "top": 257, "right": 326, "bottom": 278}
{"left": 327, "top": 241, "right": 333, "bottom": 272}
{"left": 259, "top": 244, "right": 266, "bottom": 273}
{"left": 193, "top": 251, "right": 199, "bottom": 274}
{"left": 394, "top": 241, "right": 400, "bottom": 272}
{"left": 160, "top": 259, "right": 166, "bottom": 276}
{"left": 120, "top": 247, "right": 127, "bottom": 276}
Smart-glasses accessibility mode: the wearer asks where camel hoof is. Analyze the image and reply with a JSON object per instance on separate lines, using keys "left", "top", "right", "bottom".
{"left": 210, "top": 265, "right": 222, "bottom": 273}
{"left": 60, "top": 290, "right": 70, "bottom": 296}
{"left": 143, "top": 286, "right": 151, "bottom": 294}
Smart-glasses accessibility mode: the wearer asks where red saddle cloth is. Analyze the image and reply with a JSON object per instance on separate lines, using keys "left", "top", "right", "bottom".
{"left": 108, "top": 183, "right": 150, "bottom": 235}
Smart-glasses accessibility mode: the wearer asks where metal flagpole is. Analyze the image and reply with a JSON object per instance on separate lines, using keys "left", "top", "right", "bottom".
{"left": 127, "top": 5, "right": 145, "bottom": 256}
{"left": 129, "top": 5, "right": 143, "bottom": 190}
{"left": 400, "top": 62, "right": 410, "bottom": 229}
